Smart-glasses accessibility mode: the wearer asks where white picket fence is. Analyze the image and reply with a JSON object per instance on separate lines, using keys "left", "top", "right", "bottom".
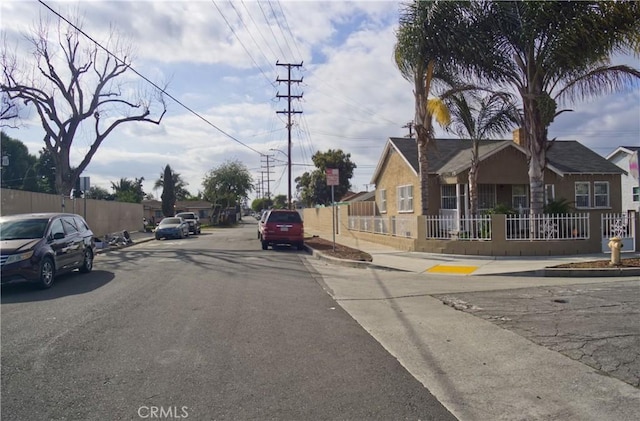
{"left": 505, "top": 213, "right": 590, "bottom": 240}
{"left": 601, "top": 213, "right": 636, "bottom": 252}
{"left": 425, "top": 214, "right": 492, "bottom": 240}
{"left": 348, "top": 215, "right": 416, "bottom": 238}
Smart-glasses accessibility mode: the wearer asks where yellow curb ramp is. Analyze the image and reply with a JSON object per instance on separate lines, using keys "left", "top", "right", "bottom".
{"left": 426, "top": 265, "right": 478, "bottom": 275}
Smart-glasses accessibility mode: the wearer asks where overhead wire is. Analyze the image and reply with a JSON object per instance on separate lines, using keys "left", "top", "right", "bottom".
{"left": 211, "top": 0, "right": 276, "bottom": 88}
{"left": 36, "top": 0, "right": 266, "bottom": 157}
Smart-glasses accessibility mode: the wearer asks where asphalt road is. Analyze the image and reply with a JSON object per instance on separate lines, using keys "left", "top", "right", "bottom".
{"left": 1, "top": 223, "right": 455, "bottom": 420}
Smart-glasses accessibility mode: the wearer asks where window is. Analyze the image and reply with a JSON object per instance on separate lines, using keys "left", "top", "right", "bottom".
{"left": 512, "top": 185, "right": 528, "bottom": 211}
{"left": 544, "top": 184, "right": 555, "bottom": 204}
{"left": 62, "top": 217, "right": 79, "bottom": 234}
{"left": 594, "top": 181, "right": 609, "bottom": 208}
{"left": 477, "top": 184, "right": 496, "bottom": 210}
{"left": 49, "top": 219, "right": 65, "bottom": 238}
{"left": 198, "top": 210, "right": 208, "bottom": 219}
{"left": 575, "top": 182, "right": 590, "bottom": 208}
{"left": 397, "top": 185, "right": 413, "bottom": 212}
{"left": 441, "top": 185, "right": 456, "bottom": 210}
{"left": 633, "top": 186, "right": 639, "bottom": 202}
{"left": 379, "top": 189, "right": 387, "bottom": 213}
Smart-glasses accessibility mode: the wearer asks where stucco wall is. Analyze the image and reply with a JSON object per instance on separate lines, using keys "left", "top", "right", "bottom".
{"left": 304, "top": 204, "right": 639, "bottom": 256}
{"left": 1, "top": 188, "right": 143, "bottom": 237}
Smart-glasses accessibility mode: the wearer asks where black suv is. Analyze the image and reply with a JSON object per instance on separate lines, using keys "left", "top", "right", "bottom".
{"left": 175, "top": 212, "right": 201, "bottom": 234}
{"left": 0, "top": 213, "right": 96, "bottom": 289}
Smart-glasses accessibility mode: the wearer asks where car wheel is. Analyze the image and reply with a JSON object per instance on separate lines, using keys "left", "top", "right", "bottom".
{"left": 180, "top": 230, "right": 184, "bottom": 239}
{"left": 261, "top": 240, "right": 268, "bottom": 250}
{"left": 197, "top": 228, "right": 201, "bottom": 234}
{"left": 155, "top": 234, "right": 161, "bottom": 240}
{"left": 296, "top": 242, "right": 304, "bottom": 251}
{"left": 38, "top": 257, "right": 55, "bottom": 289}
{"left": 79, "top": 248, "right": 93, "bottom": 273}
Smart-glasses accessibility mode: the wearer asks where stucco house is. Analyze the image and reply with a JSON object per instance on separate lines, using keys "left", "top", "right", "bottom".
{"left": 142, "top": 200, "right": 213, "bottom": 225}
{"left": 606, "top": 146, "right": 640, "bottom": 214}
{"left": 370, "top": 135, "right": 624, "bottom": 218}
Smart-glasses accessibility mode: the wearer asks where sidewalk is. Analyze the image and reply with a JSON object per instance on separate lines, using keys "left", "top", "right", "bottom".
{"left": 305, "top": 232, "right": 640, "bottom": 277}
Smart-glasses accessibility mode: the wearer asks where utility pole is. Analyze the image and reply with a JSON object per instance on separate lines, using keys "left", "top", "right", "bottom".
{"left": 260, "top": 155, "right": 273, "bottom": 199}
{"left": 276, "top": 61, "right": 303, "bottom": 209}
{"left": 403, "top": 121, "right": 414, "bottom": 138}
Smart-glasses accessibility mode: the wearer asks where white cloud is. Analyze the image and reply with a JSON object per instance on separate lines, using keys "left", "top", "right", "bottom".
{"left": 2, "top": 0, "right": 638, "bottom": 199}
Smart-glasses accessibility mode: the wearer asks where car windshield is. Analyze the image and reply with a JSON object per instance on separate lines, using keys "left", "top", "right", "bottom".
{"left": 0, "top": 218, "right": 49, "bottom": 240}
{"left": 161, "top": 218, "right": 182, "bottom": 225}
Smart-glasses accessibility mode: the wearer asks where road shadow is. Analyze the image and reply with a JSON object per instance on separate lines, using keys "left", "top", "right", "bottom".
{"left": 1, "top": 270, "right": 115, "bottom": 304}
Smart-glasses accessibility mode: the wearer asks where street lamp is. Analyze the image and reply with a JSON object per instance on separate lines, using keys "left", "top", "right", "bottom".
{"left": 269, "top": 148, "right": 292, "bottom": 209}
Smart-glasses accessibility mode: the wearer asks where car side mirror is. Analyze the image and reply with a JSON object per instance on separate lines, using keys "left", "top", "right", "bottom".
{"left": 52, "top": 232, "right": 65, "bottom": 240}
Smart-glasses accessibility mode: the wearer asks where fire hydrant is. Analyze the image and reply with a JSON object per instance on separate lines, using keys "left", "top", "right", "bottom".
{"left": 608, "top": 237, "right": 623, "bottom": 266}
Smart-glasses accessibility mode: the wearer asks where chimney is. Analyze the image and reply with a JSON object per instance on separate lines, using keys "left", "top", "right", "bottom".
{"left": 513, "top": 128, "right": 527, "bottom": 150}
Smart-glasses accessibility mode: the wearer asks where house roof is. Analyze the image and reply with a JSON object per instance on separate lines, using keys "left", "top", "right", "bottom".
{"left": 341, "top": 190, "right": 375, "bottom": 202}
{"left": 606, "top": 146, "right": 640, "bottom": 160}
{"left": 371, "top": 137, "right": 624, "bottom": 184}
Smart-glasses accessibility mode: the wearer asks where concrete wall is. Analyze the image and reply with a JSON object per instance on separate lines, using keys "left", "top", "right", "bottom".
{"left": 1, "top": 189, "right": 143, "bottom": 237}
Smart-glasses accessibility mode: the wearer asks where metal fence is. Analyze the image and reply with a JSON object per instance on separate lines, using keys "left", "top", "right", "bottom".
{"left": 424, "top": 214, "right": 492, "bottom": 240}
{"left": 505, "top": 213, "right": 590, "bottom": 240}
{"left": 348, "top": 215, "right": 416, "bottom": 238}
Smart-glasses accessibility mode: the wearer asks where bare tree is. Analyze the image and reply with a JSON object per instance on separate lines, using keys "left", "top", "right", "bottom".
{"left": 1, "top": 15, "right": 166, "bottom": 195}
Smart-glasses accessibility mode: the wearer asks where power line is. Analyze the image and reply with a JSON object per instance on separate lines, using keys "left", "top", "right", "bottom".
{"left": 37, "top": 0, "right": 266, "bottom": 157}
{"left": 211, "top": 0, "right": 276, "bottom": 88}
{"left": 257, "top": 1, "right": 288, "bottom": 59}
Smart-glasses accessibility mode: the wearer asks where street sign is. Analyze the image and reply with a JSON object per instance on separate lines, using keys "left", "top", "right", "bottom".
{"left": 326, "top": 168, "right": 339, "bottom": 186}
{"left": 80, "top": 176, "right": 90, "bottom": 191}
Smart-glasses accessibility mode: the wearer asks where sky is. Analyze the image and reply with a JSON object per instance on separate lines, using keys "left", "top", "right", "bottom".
{"left": 1, "top": 0, "right": 639, "bottom": 201}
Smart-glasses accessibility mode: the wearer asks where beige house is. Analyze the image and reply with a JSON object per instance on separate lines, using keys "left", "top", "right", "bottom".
{"left": 370, "top": 136, "right": 624, "bottom": 218}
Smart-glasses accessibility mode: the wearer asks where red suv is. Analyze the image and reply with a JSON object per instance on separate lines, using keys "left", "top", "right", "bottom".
{"left": 259, "top": 210, "right": 304, "bottom": 250}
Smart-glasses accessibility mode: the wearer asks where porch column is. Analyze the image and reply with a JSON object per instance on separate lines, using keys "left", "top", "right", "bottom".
{"left": 456, "top": 183, "right": 462, "bottom": 231}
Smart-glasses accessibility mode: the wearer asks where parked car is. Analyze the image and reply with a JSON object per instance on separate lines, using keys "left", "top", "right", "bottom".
{"left": 259, "top": 209, "right": 304, "bottom": 250}
{"left": 175, "top": 212, "right": 201, "bottom": 234}
{"left": 155, "top": 217, "right": 190, "bottom": 240}
{"left": 0, "top": 213, "right": 96, "bottom": 289}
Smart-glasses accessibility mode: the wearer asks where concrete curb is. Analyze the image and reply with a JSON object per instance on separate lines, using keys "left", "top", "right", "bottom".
{"left": 304, "top": 245, "right": 409, "bottom": 272}
{"left": 95, "top": 233, "right": 155, "bottom": 255}
{"left": 541, "top": 267, "right": 640, "bottom": 277}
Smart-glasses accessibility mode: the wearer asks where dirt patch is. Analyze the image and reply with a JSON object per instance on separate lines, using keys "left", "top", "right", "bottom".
{"left": 551, "top": 257, "right": 640, "bottom": 269}
{"left": 305, "top": 236, "right": 372, "bottom": 262}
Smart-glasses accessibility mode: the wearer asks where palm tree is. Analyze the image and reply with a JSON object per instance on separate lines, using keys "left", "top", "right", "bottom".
{"left": 154, "top": 166, "right": 190, "bottom": 200}
{"left": 446, "top": 92, "right": 519, "bottom": 217}
{"left": 459, "top": 1, "right": 640, "bottom": 215}
{"left": 394, "top": 1, "right": 465, "bottom": 215}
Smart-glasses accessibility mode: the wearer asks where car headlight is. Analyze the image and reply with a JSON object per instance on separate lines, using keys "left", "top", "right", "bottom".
{"left": 5, "top": 250, "right": 35, "bottom": 265}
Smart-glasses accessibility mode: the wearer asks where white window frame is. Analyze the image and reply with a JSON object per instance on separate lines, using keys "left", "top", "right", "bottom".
{"left": 397, "top": 185, "right": 414, "bottom": 213}
{"left": 633, "top": 186, "right": 639, "bottom": 202}
{"left": 441, "top": 185, "right": 457, "bottom": 210}
{"left": 593, "top": 181, "right": 610, "bottom": 208}
{"left": 544, "top": 184, "right": 555, "bottom": 204}
{"left": 379, "top": 189, "right": 387, "bottom": 213}
{"left": 512, "top": 184, "right": 528, "bottom": 212}
{"left": 575, "top": 182, "right": 591, "bottom": 209}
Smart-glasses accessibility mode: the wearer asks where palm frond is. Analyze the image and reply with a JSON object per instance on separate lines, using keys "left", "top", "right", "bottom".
{"left": 555, "top": 65, "right": 640, "bottom": 104}
{"left": 427, "top": 98, "right": 451, "bottom": 128}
